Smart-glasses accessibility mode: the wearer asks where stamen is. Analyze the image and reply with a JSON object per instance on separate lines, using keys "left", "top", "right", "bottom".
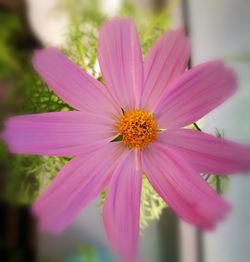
{"left": 118, "top": 109, "right": 158, "bottom": 149}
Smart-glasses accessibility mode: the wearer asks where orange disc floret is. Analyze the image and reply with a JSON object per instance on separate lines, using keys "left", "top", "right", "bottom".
{"left": 118, "top": 109, "right": 158, "bottom": 149}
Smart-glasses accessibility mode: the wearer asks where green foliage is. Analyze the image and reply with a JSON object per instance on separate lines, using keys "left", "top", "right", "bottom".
{"left": 64, "top": 0, "right": 106, "bottom": 76}
{"left": 120, "top": 1, "right": 172, "bottom": 55}
{"left": 38, "top": 244, "right": 97, "bottom": 262}
{"left": 193, "top": 125, "right": 229, "bottom": 195}
{"left": 207, "top": 129, "right": 229, "bottom": 195}
{"left": 224, "top": 53, "right": 250, "bottom": 63}
{"left": 0, "top": 12, "right": 23, "bottom": 79}
{"left": 0, "top": 9, "right": 71, "bottom": 205}
{"left": 110, "top": 134, "right": 123, "bottom": 142}
{"left": 21, "top": 74, "right": 72, "bottom": 114}
{"left": 206, "top": 175, "right": 229, "bottom": 194}
{"left": 5, "top": 155, "right": 67, "bottom": 205}
{"left": 70, "top": 244, "right": 97, "bottom": 262}
{"left": 140, "top": 176, "right": 166, "bottom": 230}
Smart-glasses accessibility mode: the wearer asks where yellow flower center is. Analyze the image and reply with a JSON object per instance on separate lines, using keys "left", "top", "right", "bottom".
{"left": 118, "top": 109, "right": 158, "bottom": 149}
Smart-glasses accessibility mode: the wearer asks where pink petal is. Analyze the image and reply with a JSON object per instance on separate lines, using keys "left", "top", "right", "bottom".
{"left": 3, "top": 111, "right": 116, "bottom": 156}
{"left": 32, "top": 143, "right": 126, "bottom": 233}
{"left": 154, "top": 61, "right": 237, "bottom": 129}
{"left": 142, "top": 144, "right": 231, "bottom": 229}
{"left": 103, "top": 150, "right": 142, "bottom": 261}
{"left": 98, "top": 18, "right": 144, "bottom": 111}
{"left": 158, "top": 129, "right": 250, "bottom": 174}
{"left": 33, "top": 47, "right": 119, "bottom": 115}
{"left": 141, "top": 29, "right": 190, "bottom": 111}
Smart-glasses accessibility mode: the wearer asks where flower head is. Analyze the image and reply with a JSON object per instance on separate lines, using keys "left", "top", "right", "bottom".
{"left": 3, "top": 17, "right": 250, "bottom": 262}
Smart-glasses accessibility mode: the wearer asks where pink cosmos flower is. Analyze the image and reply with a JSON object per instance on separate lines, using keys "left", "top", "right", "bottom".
{"left": 3, "top": 18, "right": 250, "bottom": 261}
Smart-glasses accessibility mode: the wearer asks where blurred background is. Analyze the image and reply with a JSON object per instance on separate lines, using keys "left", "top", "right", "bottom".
{"left": 0, "top": 0, "right": 250, "bottom": 261}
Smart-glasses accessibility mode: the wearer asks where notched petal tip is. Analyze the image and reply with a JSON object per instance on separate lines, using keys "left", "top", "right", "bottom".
{"left": 160, "top": 129, "right": 250, "bottom": 175}
{"left": 196, "top": 196, "right": 232, "bottom": 231}
{"left": 224, "top": 64, "right": 238, "bottom": 90}
{"left": 172, "top": 27, "right": 187, "bottom": 36}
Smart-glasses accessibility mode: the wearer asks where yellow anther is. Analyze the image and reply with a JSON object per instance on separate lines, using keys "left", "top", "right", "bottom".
{"left": 118, "top": 109, "right": 158, "bottom": 149}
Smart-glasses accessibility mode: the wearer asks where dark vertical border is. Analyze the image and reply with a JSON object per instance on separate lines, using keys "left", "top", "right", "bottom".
{"left": 0, "top": 203, "right": 37, "bottom": 262}
{"left": 158, "top": 209, "right": 180, "bottom": 262}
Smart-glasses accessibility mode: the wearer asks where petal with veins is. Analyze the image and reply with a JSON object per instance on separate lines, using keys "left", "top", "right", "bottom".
{"left": 103, "top": 150, "right": 142, "bottom": 261}
{"left": 142, "top": 144, "right": 231, "bottom": 229}
{"left": 154, "top": 61, "right": 237, "bottom": 129}
{"left": 98, "top": 18, "right": 144, "bottom": 111}
{"left": 33, "top": 143, "right": 126, "bottom": 233}
{"left": 3, "top": 111, "right": 116, "bottom": 156}
{"left": 142, "top": 29, "right": 190, "bottom": 111}
{"left": 157, "top": 129, "right": 250, "bottom": 174}
{"left": 33, "top": 47, "right": 119, "bottom": 116}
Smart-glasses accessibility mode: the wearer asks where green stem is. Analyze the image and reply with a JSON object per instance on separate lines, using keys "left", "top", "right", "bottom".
{"left": 215, "top": 176, "right": 221, "bottom": 193}
{"left": 193, "top": 122, "right": 202, "bottom": 131}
